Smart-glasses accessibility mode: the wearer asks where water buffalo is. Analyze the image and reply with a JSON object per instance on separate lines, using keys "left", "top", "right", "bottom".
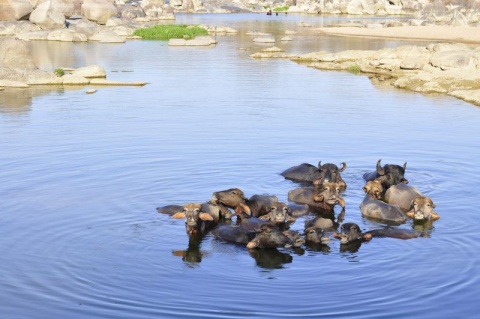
{"left": 288, "top": 182, "right": 345, "bottom": 213}
{"left": 212, "top": 188, "right": 278, "bottom": 218}
{"left": 157, "top": 199, "right": 233, "bottom": 220}
{"left": 233, "top": 203, "right": 269, "bottom": 231}
{"left": 363, "top": 159, "right": 408, "bottom": 190}
{"left": 333, "top": 222, "right": 421, "bottom": 244}
{"left": 258, "top": 202, "right": 297, "bottom": 228}
{"left": 171, "top": 203, "right": 217, "bottom": 235}
{"left": 406, "top": 196, "right": 440, "bottom": 221}
{"left": 305, "top": 227, "right": 330, "bottom": 245}
{"left": 282, "top": 229, "right": 305, "bottom": 248}
{"left": 156, "top": 204, "right": 184, "bottom": 215}
{"left": 246, "top": 224, "right": 296, "bottom": 249}
{"left": 281, "top": 161, "right": 347, "bottom": 189}
{"left": 304, "top": 216, "right": 334, "bottom": 230}
{"left": 211, "top": 188, "right": 247, "bottom": 209}
{"left": 211, "top": 225, "right": 255, "bottom": 245}
{"left": 385, "top": 183, "right": 423, "bottom": 212}
{"left": 360, "top": 180, "right": 407, "bottom": 224}
{"left": 247, "top": 194, "right": 279, "bottom": 217}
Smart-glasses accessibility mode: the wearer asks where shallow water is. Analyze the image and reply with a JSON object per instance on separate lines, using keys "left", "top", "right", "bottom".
{"left": 1, "top": 13, "right": 479, "bottom": 318}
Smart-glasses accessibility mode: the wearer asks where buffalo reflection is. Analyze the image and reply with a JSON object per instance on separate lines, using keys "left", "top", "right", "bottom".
{"left": 248, "top": 248, "right": 293, "bottom": 269}
{"left": 172, "top": 234, "right": 209, "bottom": 267}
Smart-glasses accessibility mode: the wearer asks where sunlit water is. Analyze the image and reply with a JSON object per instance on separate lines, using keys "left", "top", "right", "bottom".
{"left": 1, "top": 14, "right": 479, "bottom": 318}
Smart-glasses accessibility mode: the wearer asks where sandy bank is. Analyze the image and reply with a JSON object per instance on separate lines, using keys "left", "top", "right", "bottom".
{"left": 316, "top": 26, "right": 480, "bottom": 44}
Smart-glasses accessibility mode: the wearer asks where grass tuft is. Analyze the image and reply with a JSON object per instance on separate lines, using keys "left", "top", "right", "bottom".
{"left": 273, "top": 6, "right": 289, "bottom": 12}
{"left": 133, "top": 24, "right": 209, "bottom": 40}
{"left": 54, "top": 68, "right": 65, "bottom": 77}
{"left": 347, "top": 64, "right": 361, "bottom": 75}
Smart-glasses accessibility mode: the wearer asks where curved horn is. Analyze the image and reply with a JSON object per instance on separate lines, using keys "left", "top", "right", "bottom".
{"left": 338, "top": 162, "right": 347, "bottom": 172}
{"left": 317, "top": 161, "right": 322, "bottom": 169}
{"left": 376, "top": 159, "right": 385, "bottom": 176}
{"left": 403, "top": 162, "right": 407, "bottom": 171}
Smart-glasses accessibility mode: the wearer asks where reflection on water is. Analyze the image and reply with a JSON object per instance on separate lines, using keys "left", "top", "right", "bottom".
{"left": 248, "top": 248, "right": 293, "bottom": 269}
{"left": 1, "top": 13, "right": 480, "bottom": 319}
{"left": 172, "top": 235, "right": 209, "bottom": 266}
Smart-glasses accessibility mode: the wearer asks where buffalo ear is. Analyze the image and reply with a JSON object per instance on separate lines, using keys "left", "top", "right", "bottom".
{"left": 171, "top": 212, "right": 186, "bottom": 219}
{"left": 258, "top": 215, "right": 270, "bottom": 220}
{"left": 432, "top": 201, "right": 436, "bottom": 208}
{"left": 362, "top": 185, "right": 368, "bottom": 193}
{"left": 199, "top": 213, "right": 214, "bottom": 221}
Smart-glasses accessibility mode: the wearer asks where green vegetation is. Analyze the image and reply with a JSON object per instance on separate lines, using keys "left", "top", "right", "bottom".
{"left": 273, "top": 6, "right": 289, "bottom": 12}
{"left": 133, "top": 24, "right": 209, "bottom": 40}
{"left": 347, "top": 64, "right": 361, "bottom": 75}
{"left": 54, "top": 68, "right": 65, "bottom": 77}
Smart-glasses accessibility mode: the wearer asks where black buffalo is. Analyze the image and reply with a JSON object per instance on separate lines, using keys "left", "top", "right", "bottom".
{"left": 363, "top": 159, "right": 408, "bottom": 190}
{"left": 281, "top": 161, "right": 347, "bottom": 189}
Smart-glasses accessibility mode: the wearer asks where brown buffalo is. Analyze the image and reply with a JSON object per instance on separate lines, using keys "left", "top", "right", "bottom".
{"left": 211, "top": 188, "right": 278, "bottom": 218}
{"left": 305, "top": 227, "right": 330, "bottom": 245}
{"left": 281, "top": 161, "right": 347, "bottom": 189}
{"left": 246, "top": 224, "right": 296, "bottom": 249}
{"left": 360, "top": 180, "right": 407, "bottom": 224}
{"left": 333, "top": 222, "right": 422, "bottom": 244}
{"left": 258, "top": 202, "right": 297, "bottom": 228}
{"left": 304, "top": 216, "right": 334, "bottom": 230}
{"left": 211, "top": 188, "right": 247, "bottom": 209}
{"left": 363, "top": 159, "right": 408, "bottom": 190}
{"left": 171, "top": 203, "right": 217, "bottom": 235}
{"left": 288, "top": 182, "right": 345, "bottom": 213}
{"left": 385, "top": 183, "right": 423, "bottom": 212}
{"left": 406, "top": 196, "right": 440, "bottom": 221}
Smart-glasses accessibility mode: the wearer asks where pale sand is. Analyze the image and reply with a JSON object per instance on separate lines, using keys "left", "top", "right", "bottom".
{"left": 316, "top": 26, "right": 480, "bottom": 44}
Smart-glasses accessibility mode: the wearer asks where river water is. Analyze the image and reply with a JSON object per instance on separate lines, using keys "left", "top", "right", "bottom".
{"left": 1, "top": 13, "right": 479, "bottom": 319}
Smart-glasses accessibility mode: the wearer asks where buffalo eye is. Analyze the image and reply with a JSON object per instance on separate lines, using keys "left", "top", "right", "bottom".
{"left": 194, "top": 208, "right": 200, "bottom": 213}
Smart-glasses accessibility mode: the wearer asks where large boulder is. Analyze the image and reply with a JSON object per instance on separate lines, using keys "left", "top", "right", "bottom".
{"left": 29, "top": 1, "right": 66, "bottom": 30}
{"left": 140, "top": 0, "right": 165, "bottom": 18}
{"left": 82, "top": 0, "right": 118, "bottom": 24}
{"left": 67, "top": 18, "right": 101, "bottom": 37}
{"left": 46, "top": 29, "right": 88, "bottom": 41}
{"left": 0, "top": 0, "right": 33, "bottom": 21}
{"left": 0, "top": 37, "right": 37, "bottom": 70}
{"left": 36, "top": 0, "right": 76, "bottom": 17}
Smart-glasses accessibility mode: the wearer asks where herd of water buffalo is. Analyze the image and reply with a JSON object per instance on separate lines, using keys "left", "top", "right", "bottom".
{"left": 157, "top": 159, "right": 439, "bottom": 252}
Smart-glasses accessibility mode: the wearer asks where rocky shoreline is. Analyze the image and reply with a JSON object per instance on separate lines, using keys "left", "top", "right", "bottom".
{"left": 1, "top": 0, "right": 480, "bottom": 105}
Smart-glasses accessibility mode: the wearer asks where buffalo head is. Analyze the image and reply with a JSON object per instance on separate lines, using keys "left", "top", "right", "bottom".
{"left": 375, "top": 159, "right": 408, "bottom": 189}
{"left": 406, "top": 196, "right": 440, "bottom": 221}
{"left": 313, "top": 161, "right": 347, "bottom": 189}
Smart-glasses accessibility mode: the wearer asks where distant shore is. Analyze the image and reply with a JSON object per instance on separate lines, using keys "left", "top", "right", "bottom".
{"left": 315, "top": 26, "right": 480, "bottom": 45}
